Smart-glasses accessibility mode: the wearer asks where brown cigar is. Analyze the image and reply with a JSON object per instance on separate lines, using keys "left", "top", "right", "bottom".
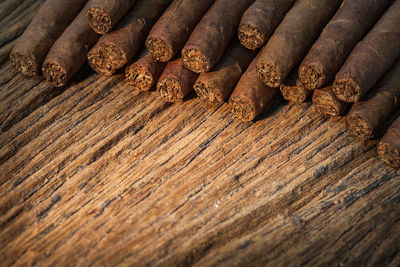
{"left": 238, "top": 0, "right": 295, "bottom": 50}
{"left": 157, "top": 58, "right": 198, "bottom": 102}
{"left": 182, "top": 0, "right": 253, "bottom": 73}
{"left": 256, "top": 0, "right": 341, "bottom": 87}
{"left": 229, "top": 54, "right": 278, "bottom": 121}
{"left": 125, "top": 50, "right": 166, "bottom": 91}
{"left": 280, "top": 69, "right": 312, "bottom": 104}
{"left": 146, "top": 0, "right": 215, "bottom": 62}
{"left": 10, "top": 0, "right": 87, "bottom": 76}
{"left": 86, "top": 0, "right": 136, "bottom": 34}
{"left": 377, "top": 115, "right": 400, "bottom": 168}
{"left": 333, "top": 0, "right": 400, "bottom": 102}
{"left": 346, "top": 60, "right": 400, "bottom": 141}
{"left": 87, "top": 0, "right": 171, "bottom": 75}
{"left": 299, "top": 0, "right": 392, "bottom": 90}
{"left": 193, "top": 40, "right": 256, "bottom": 104}
{"left": 312, "top": 86, "right": 349, "bottom": 116}
{"left": 42, "top": 2, "right": 100, "bottom": 87}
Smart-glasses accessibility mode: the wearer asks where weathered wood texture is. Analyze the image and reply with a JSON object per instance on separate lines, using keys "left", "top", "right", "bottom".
{"left": 1, "top": 1, "right": 399, "bottom": 266}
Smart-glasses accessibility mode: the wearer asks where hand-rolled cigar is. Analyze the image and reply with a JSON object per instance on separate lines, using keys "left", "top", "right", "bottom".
{"left": 193, "top": 40, "right": 256, "bottom": 104}
{"left": 42, "top": 2, "right": 100, "bottom": 87}
{"left": 280, "top": 69, "right": 312, "bottom": 104}
{"left": 312, "top": 86, "right": 349, "bottom": 116}
{"left": 157, "top": 58, "right": 198, "bottom": 102}
{"left": 146, "top": 0, "right": 215, "bottom": 62}
{"left": 377, "top": 116, "right": 400, "bottom": 168}
{"left": 229, "top": 55, "right": 278, "bottom": 121}
{"left": 10, "top": 0, "right": 87, "bottom": 76}
{"left": 125, "top": 50, "right": 166, "bottom": 91}
{"left": 256, "top": 0, "right": 341, "bottom": 88}
{"left": 346, "top": 60, "right": 400, "bottom": 141}
{"left": 298, "top": 0, "right": 393, "bottom": 90}
{"left": 238, "top": 0, "right": 295, "bottom": 50}
{"left": 182, "top": 0, "right": 254, "bottom": 73}
{"left": 86, "top": 0, "right": 136, "bottom": 34}
{"left": 333, "top": 1, "right": 400, "bottom": 102}
{"left": 87, "top": 0, "right": 171, "bottom": 76}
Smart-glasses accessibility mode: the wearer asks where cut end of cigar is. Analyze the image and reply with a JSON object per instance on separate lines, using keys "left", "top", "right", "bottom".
{"left": 157, "top": 77, "right": 184, "bottom": 102}
{"left": 312, "top": 90, "right": 346, "bottom": 117}
{"left": 10, "top": 51, "right": 38, "bottom": 76}
{"left": 238, "top": 24, "right": 264, "bottom": 50}
{"left": 86, "top": 7, "right": 112, "bottom": 34}
{"left": 299, "top": 64, "right": 324, "bottom": 90}
{"left": 229, "top": 96, "right": 256, "bottom": 122}
{"left": 346, "top": 114, "right": 373, "bottom": 141}
{"left": 256, "top": 62, "right": 281, "bottom": 87}
{"left": 377, "top": 141, "right": 400, "bottom": 169}
{"left": 182, "top": 48, "right": 210, "bottom": 73}
{"left": 280, "top": 84, "right": 310, "bottom": 104}
{"left": 193, "top": 80, "right": 223, "bottom": 104}
{"left": 88, "top": 43, "right": 126, "bottom": 76}
{"left": 333, "top": 78, "right": 361, "bottom": 102}
{"left": 125, "top": 63, "right": 153, "bottom": 91}
{"left": 146, "top": 37, "right": 173, "bottom": 62}
{"left": 42, "top": 62, "right": 67, "bottom": 87}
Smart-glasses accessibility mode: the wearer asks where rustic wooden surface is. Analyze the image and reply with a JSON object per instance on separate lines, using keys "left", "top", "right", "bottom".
{"left": 1, "top": 1, "right": 399, "bottom": 266}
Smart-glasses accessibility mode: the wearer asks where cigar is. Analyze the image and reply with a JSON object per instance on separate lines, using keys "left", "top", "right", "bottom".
{"left": 86, "top": 0, "right": 136, "bottom": 34}
{"left": 87, "top": 0, "right": 171, "bottom": 76}
{"left": 229, "top": 54, "right": 278, "bottom": 121}
{"left": 238, "top": 0, "right": 295, "bottom": 50}
{"left": 125, "top": 50, "right": 166, "bottom": 92}
{"left": 193, "top": 40, "right": 256, "bottom": 104}
{"left": 42, "top": 2, "right": 100, "bottom": 87}
{"left": 346, "top": 60, "right": 400, "bottom": 141}
{"left": 146, "top": 0, "right": 215, "bottom": 62}
{"left": 10, "top": 0, "right": 87, "bottom": 76}
{"left": 182, "top": 0, "right": 253, "bottom": 73}
{"left": 377, "top": 116, "right": 400, "bottom": 168}
{"left": 299, "top": 0, "right": 392, "bottom": 90}
{"left": 256, "top": 0, "right": 341, "bottom": 88}
{"left": 312, "top": 86, "right": 349, "bottom": 117}
{"left": 280, "top": 69, "right": 312, "bottom": 104}
{"left": 157, "top": 58, "right": 198, "bottom": 102}
{"left": 333, "top": 1, "right": 400, "bottom": 102}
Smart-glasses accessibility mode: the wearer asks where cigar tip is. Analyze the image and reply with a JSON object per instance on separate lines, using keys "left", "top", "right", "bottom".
{"left": 377, "top": 141, "right": 400, "bottom": 168}
{"left": 42, "top": 61, "right": 67, "bottom": 87}
{"left": 193, "top": 80, "right": 223, "bottom": 104}
{"left": 346, "top": 113, "right": 372, "bottom": 140}
{"left": 125, "top": 63, "right": 153, "bottom": 92}
{"left": 312, "top": 89, "right": 345, "bottom": 117}
{"left": 280, "top": 83, "right": 310, "bottom": 104}
{"left": 10, "top": 51, "right": 39, "bottom": 76}
{"left": 298, "top": 64, "right": 323, "bottom": 90}
{"left": 88, "top": 43, "right": 126, "bottom": 76}
{"left": 332, "top": 78, "right": 361, "bottom": 102}
{"left": 182, "top": 48, "right": 210, "bottom": 73}
{"left": 238, "top": 24, "right": 264, "bottom": 50}
{"left": 86, "top": 7, "right": 112, "bottom": 34}
{"left": 157, "top": 77, "right": 183, "bottom": 103}
{"left": 146, "top": 37, "right": 173, "bottom": 62}
{"left": 256, "top": 61, "right": 281, "bottom": 87}
{"left": 229, "top": 96, "right": 256, "bottom": 122}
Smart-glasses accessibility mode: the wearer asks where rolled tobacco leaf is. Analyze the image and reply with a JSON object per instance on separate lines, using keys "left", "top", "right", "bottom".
{"left": 377, "top": 116, "right": 400, "bottom": 168}
{"left": 280, "top": 69, "right": 311, "bottom": 104}
{"left": 238, "top": 0, "right": 295, "bottom": 50}
{"left": 42, "top": 2, "right": 100, "bottom": 87}
{"left": 229, "top": 54, "right": 278, "bottom": 122}
{"left": 346, "top": 59, "right": 400, "bottom": 141}
{"left": 10, "top": 0, "right": 87, "bottom": 76}
{"left": 256, "top": 0, "right": 341, "bottom": 87}
{"left": 182, "top": 0, "right": 254, "bottom": 73}
{"left": 146, "top": 0, "right": 215, "bottom": 62}
{"left": 125, "top": 50, "right": 166, "bottom": 91}
{"left": 86, "top": 0, "right": 136, "bottom": 34}
{"left": 333, "top": 0, "right": 400, "bottom": 102}
{"left": 157, "top": 58, "right": 198, "bottom": 102}
{"left": 87, "top": 0, "right": 171, "bottom": 75}
{"left": 193, "top": 40, "right": 256, "bottom": 104}
{"left": 299, "top": 0, "right": 392, "bottom": 90}
{"left": 312, "top": 86, "right": 349, "bottom": 116}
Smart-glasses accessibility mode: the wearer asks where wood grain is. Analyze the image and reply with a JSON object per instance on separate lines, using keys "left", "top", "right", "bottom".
{"left": 0, "top": 1, "right": 399, "bottom": 266}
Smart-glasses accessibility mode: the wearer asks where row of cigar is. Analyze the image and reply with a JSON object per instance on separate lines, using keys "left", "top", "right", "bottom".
{"left": 9, "top": 0, "right": 400, "bottom": 169}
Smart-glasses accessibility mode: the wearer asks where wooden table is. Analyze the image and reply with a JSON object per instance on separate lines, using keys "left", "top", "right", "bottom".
{"left": 1, "top": 1, "right": 399, "bottom": 266}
